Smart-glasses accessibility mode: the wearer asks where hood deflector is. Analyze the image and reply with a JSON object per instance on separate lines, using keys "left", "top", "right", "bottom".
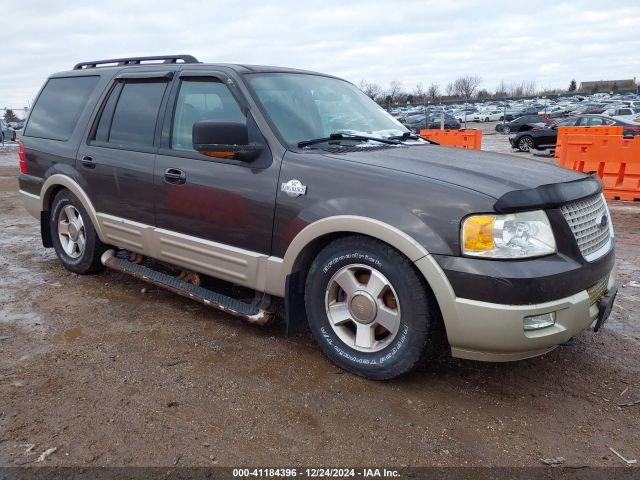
{"left": 493, "top": 175, "right": 602, "bottom": 213}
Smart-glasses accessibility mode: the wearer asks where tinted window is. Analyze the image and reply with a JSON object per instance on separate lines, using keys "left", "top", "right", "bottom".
{"left": 108, "top": 81, "right": 167, "bottom": 147}
{"left": 172, "top": 79, "right": 245, "bottom": 151}
{"left": 584, "top": 117, "right": 605, "bottom": 126}
{"left": 557, "top": 117, "right": 579, "bottom": 126}
{"left": 25, "top": 76, "right": 99, "bottom": 141}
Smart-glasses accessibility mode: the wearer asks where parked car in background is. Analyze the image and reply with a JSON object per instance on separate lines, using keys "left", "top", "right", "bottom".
{"left": 509, "top": 115, "right": 640, "bottom": 152}
{"left": 480, "top": 110, "right": 504, "bottom": 122}
{"left": 9, "top": 121, "right": 25, "bottom": 130}
{"left": 605, "top": 107, "right": 639, "bottom": 122}
{"left": 1, "top": 119, "right": 16, "bottom": 142}
{"left": 402, "top": 113, "right": 460, "bottom": 132}
{"left": 502, "top": 107, "right": 539, "bottom": 122}
{"left": 496, "top": 114, "right": 550, "bottom": 134}
{"left": 455, "top": 111, "right": 480, "bottom": 123}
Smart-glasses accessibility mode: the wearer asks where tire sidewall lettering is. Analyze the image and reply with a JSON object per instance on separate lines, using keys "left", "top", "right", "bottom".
{"left": 318, "top": 250, "right": 409, "bottom": 366}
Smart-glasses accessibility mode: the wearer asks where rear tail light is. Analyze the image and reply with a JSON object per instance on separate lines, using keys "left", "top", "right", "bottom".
{"left": 18, "top": 141, "right": 27, "bottom": 174}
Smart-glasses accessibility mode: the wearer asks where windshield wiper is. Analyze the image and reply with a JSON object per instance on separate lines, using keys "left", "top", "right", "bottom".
{"left": 297, "top": 133, "right": 400, "bottom": 148}
{"left": 388, "top": 132, "right": 439, "bottom": 145}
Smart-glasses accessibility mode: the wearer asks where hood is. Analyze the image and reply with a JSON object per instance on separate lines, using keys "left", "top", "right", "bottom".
{"left": 320, "top": 143, "right": 586, "bottom": 200}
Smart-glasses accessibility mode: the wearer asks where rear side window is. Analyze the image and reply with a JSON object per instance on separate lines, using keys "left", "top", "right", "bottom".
{"left": 92, "top": 79, "right": 168, "bottom": 148}
{"left": 108, "top": 81, "right": 167, "bottom": 147}
{"left": 25, "top": 76, "right": 99, "bottom": 141}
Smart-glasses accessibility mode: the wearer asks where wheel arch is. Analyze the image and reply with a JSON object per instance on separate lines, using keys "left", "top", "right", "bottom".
{"left": 281, "top": 216, "right": 458, "bottom": 339}
{"left": 40, "top": 174, "right": 105, "bottom": 241}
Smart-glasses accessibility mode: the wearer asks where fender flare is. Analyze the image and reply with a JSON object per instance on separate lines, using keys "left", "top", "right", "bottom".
{"left": 280, "top": 215, "right": 459, "bottom": 338}
{"left": 40, "top": 174, "right": 105, "bottom": 241}
{"left": 281, "top": 215, "right": 430, "bottom": 278}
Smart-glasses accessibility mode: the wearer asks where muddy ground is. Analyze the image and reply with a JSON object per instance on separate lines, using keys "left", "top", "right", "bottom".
{"left": 0, "top": 145, "right": 639, "bottom": 468}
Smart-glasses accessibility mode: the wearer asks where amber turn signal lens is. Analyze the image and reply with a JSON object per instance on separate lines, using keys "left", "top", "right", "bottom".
{"left": 463, "top": 215, "right": 495, "bottom": 251}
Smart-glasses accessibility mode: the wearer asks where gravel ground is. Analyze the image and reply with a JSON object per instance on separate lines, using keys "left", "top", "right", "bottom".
{"left": 0, "top": 144, "right": 639, "bottom": 468}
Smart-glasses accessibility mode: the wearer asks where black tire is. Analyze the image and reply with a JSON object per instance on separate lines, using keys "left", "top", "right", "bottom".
{"left": 50, "top": 189, "right": 106, "bottom": 274}
{"left": 517, "top": 135, "right": 534, "bottom": 152}
{"left": 304, "top": 236, "right": 444, "bottom": 380}
{"left": 11, "top": 132, "right": 16, "bottom": 142}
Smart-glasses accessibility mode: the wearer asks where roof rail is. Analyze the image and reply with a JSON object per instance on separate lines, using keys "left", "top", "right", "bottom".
{"left": 73, "top": 55, "right": 200, "bottom": 70}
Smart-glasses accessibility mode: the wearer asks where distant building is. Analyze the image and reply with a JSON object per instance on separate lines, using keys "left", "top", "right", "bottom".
{"left": 578, "top": 78, "right": 637, "bottom": 93}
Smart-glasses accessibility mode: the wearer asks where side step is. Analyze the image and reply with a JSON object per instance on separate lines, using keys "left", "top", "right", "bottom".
{"left": 101, "top": 250, "right": 273, "bottom": 325}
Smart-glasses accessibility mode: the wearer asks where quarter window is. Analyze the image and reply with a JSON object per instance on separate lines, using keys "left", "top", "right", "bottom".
{"left": 25, "top": 76, "right": 99, "bottom": 141}
{"left": 171, "top": 79, "right": 245, "bottom": 151}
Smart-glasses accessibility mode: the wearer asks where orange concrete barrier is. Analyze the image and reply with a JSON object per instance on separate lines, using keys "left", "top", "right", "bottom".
{"left": 558, "top": 134, "right": 640, "bottom": 201}
{"left": 555, "top": 126, "right": 623, "bottom": 157}
{"left": 419, "top": 129, "right": 482, "bottom": 150}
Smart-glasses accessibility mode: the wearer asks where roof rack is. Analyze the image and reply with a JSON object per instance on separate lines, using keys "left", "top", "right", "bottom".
{"left": 73, "top": 55, "right": 200, "bottom": 70}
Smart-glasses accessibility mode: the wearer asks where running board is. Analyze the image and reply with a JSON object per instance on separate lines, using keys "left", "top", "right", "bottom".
{"left": 100, "top": 250, "right": 273, "bottom": 325}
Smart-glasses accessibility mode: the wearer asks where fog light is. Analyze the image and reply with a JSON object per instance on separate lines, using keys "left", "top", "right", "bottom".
{"left": 523, "top": 312, "right": 556, "bottom": 331}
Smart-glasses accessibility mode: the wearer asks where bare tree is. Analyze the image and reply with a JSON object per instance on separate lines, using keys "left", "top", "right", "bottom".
{"left": 445, "top": 82, "right": 455, "bottom": 97}
{"left": 386, "top": 80, "right": 405, "bottom": 104}
{"left": 523, "top": 80, "right": 537, "bottom": 96}
{"left": 426, "top": 83, "right": 440, "bottom": 102}
{"left": 412, "top": 83, "right": 426, "bottom": 103}
{"left": 494, "top": 80, "right": 507, "bottom": 98}
{"left": 357, "top": 79, "right": 382, "bottom": 102}
{"left": 453, "top": 75, "right": 482, "bottom": 101}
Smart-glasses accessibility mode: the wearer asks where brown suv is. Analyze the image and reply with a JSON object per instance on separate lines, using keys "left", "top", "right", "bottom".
{"left": 18, "top": 55, "right": 617, "bottom": 379}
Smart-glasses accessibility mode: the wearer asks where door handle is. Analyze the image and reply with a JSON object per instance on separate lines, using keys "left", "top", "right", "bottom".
{"left": 80, "top": 155, "right": 96, "bottom": 169}
{"left": 164, "top": 168, "right": 186, "bottom": 185}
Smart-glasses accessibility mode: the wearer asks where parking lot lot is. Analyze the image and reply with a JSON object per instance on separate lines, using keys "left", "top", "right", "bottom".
{"left": 1, "top": 142, "right": 639, "bottom": 467}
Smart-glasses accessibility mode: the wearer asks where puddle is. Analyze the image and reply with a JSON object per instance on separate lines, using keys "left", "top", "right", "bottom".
{"left": 63, "top": 326, "right": 86, "bottom": 342}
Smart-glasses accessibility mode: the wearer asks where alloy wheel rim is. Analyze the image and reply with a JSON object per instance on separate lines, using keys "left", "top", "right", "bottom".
{"left": 520, "top": 137, "right": 533, "bottom": 151}
{"left": 325, "top": 264, "right": 401, "bottom": 353}
{"left": 58, "top": 205, "right": 86, "bottom": 259}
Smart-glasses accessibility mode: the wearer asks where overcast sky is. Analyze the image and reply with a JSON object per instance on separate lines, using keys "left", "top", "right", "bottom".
{"left": 1, "top": 0, "right": 639, "bottom": 111}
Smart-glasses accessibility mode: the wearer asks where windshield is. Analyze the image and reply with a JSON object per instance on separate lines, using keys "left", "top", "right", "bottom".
{"left": 246, "top": 73, "right": 408, "bottom": 146}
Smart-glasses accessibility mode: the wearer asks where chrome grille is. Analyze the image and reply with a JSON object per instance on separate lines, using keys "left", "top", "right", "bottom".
{"left": 560, "top": 194, "right": 612, "bottom": 261}
{"left": 587, "top": 275, "right": 609, "bottom": 305}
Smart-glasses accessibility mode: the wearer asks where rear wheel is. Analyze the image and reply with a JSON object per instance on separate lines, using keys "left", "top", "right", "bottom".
{"left": 50, "top": 189, "right": 106, "bottom": 274}
{"left": 304, "top": 236, "right": 444, "bottom": 380}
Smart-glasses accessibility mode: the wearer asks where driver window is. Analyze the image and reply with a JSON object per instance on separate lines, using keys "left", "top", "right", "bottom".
{"left": 172, "top": 79, "right": 245, "bottom": 151}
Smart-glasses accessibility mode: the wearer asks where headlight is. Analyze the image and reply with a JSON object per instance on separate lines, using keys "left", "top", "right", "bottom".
{"left": 462, "top": 210, "right": 556, "bottom": 259}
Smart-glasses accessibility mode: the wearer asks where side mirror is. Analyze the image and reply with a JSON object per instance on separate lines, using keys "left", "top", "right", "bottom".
{"left": 192, "top": 121, "right": 263, "bottom": 162}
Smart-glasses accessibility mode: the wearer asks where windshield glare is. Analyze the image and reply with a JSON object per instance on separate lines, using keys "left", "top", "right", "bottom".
{"left": 247, "top": 73, "right": 408, "bottom": 146}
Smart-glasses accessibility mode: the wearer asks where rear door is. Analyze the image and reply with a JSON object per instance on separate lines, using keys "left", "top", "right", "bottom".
{"left": 77, "top": 71, "right": 174, "bottom": 225}
{"left": 153, "top": 70, "right": 279, "bottom": 256}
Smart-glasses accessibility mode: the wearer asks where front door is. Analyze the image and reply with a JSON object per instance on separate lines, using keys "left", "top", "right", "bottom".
{"left": 153, "top": 72, "right": 280, "bottom": 257}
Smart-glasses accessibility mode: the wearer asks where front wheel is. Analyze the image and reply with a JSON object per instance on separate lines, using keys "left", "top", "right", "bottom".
{"left": 304, "top": 236, "right": 444, "bottom": 380}
{"left": 517, "top": 136, "right": 534, "bottom": 152}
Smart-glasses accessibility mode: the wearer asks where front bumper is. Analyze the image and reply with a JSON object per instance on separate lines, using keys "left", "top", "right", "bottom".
{"left": 447, "top": 269, "right": 615, "bottom": 362}
{"left": 414, "top": 247, "right": 616, "bottom": 363}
